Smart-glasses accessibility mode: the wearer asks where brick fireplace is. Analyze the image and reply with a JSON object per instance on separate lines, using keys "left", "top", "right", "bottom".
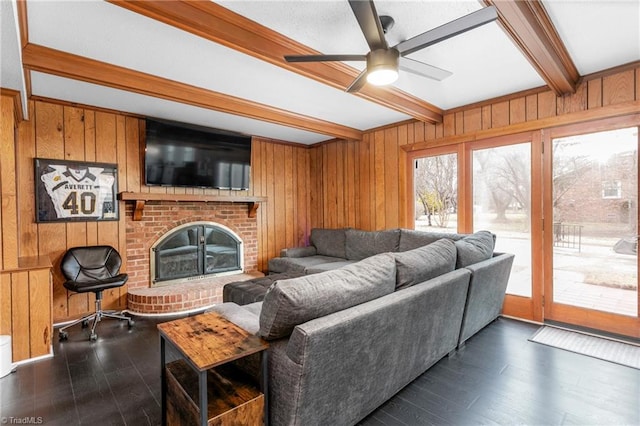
{"left": 124, "top": 200, "right": 261, "bottom": 314}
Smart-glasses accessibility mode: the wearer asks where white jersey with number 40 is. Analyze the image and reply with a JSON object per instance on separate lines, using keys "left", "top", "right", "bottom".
{"left": 41, "top": 166, "right": 115, "bottom": 219}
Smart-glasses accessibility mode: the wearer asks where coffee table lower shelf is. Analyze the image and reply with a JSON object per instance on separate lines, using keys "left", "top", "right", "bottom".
{"left": 166, "top": 359, "right": 264, "bottom": 426}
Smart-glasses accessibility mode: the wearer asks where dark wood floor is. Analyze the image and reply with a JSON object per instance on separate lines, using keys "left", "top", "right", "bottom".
{"left": 1, "top": 315, "right": 638, "bottom": 426}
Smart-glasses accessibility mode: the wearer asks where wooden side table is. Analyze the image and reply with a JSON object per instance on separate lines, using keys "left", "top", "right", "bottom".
{"left": 158, "top": 312, "right": 269, "bottom": 425}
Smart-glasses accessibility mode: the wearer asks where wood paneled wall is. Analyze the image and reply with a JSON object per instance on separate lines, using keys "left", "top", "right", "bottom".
{"left": 1, "top": 95, "right": 18, "bottom": 271}
{"left": 1, "top": 94, "right": 19, "bottom": 337}
{"left": 1, "top": 261, "right": 52, "bottom": 361}
{"left": 8, "top": 101, "right": 138, "bottom": 323}
{"left": 306, "top": 133, "right": 410, "bottom": 231}
{"left": 1, "top": 93, "right": 53, "bottom": 361}
{"left": 1, "top": 99, "right": 316, "bottom": 322}
{"left": 251, "top": 138, "right": 312, "bottom": 272}
{"left": 308, "top": 140, "right": 363, "bottom": 230}
{"left": 315, "top": 65, "right": 640, "bottom": 232}
{"left": 2, "top": 64, "right": 638, "bottom": 325}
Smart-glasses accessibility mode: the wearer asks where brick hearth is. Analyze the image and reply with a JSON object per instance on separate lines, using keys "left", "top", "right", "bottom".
{"left": 127, "top": 272, "right": 262, "bottom": 314}
{"left": 124, "top": 201, "right": 260, "bottom": 314}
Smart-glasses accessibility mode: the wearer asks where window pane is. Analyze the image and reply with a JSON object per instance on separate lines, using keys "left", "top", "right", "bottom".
{"left": 414, "top": 153, "right": 458, "bottom": 233}
{"left": 473, "top": 143, "right": 532, "bottom": 297}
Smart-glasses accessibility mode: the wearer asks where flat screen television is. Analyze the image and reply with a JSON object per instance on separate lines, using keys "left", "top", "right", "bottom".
{"left": 144, "top": 118, "right": 251, "bottom": 190}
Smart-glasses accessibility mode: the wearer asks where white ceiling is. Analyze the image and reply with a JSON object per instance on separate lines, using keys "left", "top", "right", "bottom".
{"left": 2, "top": 1, "right": 639, "bottom": 144}
{"left": 0, "top": 0, "right": 28, "bottom": 110}
{"left": 0, "top": 0, "right": 21, "bottom": 90}
{"left": 544, "top": 1, "right": 640, "bottom": 75}
{"left": 219, "top": 0, "right": 544, "bottom": 108}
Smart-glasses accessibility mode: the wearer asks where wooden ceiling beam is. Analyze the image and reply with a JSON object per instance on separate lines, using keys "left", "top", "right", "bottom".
{"left": 107, "top": 0, "right": 443, "bottom": 124}
{"left": 484, "top": 0, "right": 579, "bottom": 96}
{"left": 21, "top": 44, "right": 363, "bottom": 141}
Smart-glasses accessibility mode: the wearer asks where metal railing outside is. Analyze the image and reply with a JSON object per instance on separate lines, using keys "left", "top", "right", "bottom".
{"left": 553, "top": 222, "right": 583, "bottom": 252}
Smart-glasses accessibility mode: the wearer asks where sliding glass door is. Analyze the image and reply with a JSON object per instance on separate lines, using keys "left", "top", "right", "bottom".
{"left": 411, "top": 136, "right": 541, "bottom": 320}
{"left": 544, "top": 123, "right": 639, "bottom": 336}
{"left": 409, "top": 119, "right": 640, "bottom": 336}
{"left": 468, "top": 135, "right": 542, "bottom": 320}
{"left": 472, "top": 142, "right": 533, "bottom": 298}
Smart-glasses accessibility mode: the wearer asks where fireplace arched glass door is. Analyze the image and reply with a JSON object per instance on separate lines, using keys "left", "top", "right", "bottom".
{"left": 151, "top": 222, "right": 243, "bottom": 286}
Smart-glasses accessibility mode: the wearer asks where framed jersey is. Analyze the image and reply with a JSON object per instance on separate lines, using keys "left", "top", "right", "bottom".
{"left": 34, "top": 158, "right": 119, "bottom": 223}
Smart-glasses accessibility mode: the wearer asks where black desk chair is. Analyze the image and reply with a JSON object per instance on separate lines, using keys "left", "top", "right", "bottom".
{"left": 58, "top": 245, "right": 134, "bottom": 341}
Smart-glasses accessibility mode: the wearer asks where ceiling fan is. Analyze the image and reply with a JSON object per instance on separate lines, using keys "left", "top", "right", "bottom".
{"left": 284, "top": 1, "right": 498, "bottom": 93}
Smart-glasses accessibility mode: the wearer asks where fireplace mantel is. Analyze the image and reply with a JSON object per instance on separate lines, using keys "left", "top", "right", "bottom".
{"left": 118, "top": 192, "right": 267, "bottom": 221}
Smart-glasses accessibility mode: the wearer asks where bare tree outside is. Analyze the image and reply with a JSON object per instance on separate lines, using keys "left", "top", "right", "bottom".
{"left": 552, "top": 140, "right": 591, "bottom": 219}
{"left": 414, "top": 154, "right": 457, "bottom": 228}
{"left": 473, "top": 143, "right": 532, "bottom": 297}
{"left": 473, "top": 144, "right": 531, "bottom": 231}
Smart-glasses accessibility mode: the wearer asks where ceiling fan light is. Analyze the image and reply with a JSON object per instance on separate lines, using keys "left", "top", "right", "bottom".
{"left": 367, "top": 67, "right": 399, "bottom": 86}
{"left": 365, "top": 49, "right": 400, "bottom": 87}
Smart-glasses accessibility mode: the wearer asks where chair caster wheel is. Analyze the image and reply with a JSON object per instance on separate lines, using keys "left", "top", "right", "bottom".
{"left": 81, "top": 320, "right": 89, "bottom": 328}
{"left": 127, "top": 319, "right": 135, "bottom": 328}
{"left": 90, "top": 333, "right": 98, "bottom": 341}
{"left": 59, "top": 331, "right": 68, "bottom": 341}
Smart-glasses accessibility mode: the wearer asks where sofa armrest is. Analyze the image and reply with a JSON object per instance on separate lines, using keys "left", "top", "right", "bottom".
{"left": 280, "top": 246, "right": 317, "bottom": 258}
{"left": 458, "top": 252, "right": 514, "bottom": 346}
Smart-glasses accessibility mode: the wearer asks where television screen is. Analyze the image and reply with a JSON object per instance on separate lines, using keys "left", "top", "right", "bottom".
{"left": 144, "top": 118, "right": 251, "bottom": 190}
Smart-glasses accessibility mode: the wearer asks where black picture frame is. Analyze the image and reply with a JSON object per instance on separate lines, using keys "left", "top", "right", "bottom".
{"left": 34, "top": 158, "right": 119, "bottom": 223}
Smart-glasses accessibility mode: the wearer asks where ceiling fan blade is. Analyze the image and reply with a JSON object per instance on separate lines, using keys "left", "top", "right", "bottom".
{"left": 285, "top": 54, "right": 366, "bottom": 63}
{"left": 346, "top": 70, "right": 369, "bottom": 93}
{"left": 395, "top": 6, "right": 498, "bottom": 56}
{"left": 348, "top": 0, "right": 388, "bottom": 51}
{"left": 399, "top": 57, "right": 453, "bottom": 81}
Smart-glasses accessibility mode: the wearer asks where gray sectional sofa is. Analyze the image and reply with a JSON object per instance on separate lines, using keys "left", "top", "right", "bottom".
{"left": 211, "top": 228, "right": 514, "bottom": 426}
{"left": 268, "top": 227, "right": 471, "bottom": 275}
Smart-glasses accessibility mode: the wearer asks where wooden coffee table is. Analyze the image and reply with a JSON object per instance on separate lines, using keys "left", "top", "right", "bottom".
{"left": 158, "top": 311, "right": 269, "bottom": 425}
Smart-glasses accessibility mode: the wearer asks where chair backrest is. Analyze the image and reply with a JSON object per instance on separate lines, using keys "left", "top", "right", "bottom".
{"left": 61, "top": 245, "right": 123, "bottom": 282}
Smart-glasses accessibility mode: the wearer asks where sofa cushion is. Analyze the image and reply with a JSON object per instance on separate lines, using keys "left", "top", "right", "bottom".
{"left": 304, "top": 260, "right": 357, "bottom": 274}
{"left": 280, "top": 246, "right": 317, "bottom": 258}
{"left": 311, "top": 228, "right": 348, "bottom": 258}
{"left": 398, "top": 229, "right": 466, "bottom": 252}
{"left": 268, "top": 255, "right": 344, "bottom": 274}
{"left": 455, "top": 230, "right": 496, "bottom": 268}
{"left": 223, "top": 280, "right": 271, "bottom": 306}
{"left": 223, "top": 272, "right": 305, "bottom": 305}
{"left": 394, "top": 238, "right": 457, "bottom": 290}
{"left": 206, "top": 302, "right": 261, "bottom": 335}
{"left": 243, "top": 301, "right": 263, "bottom": 317}
{"left": 258, "top": 253, "right": 396, "bottom": 340}
{"left": 345, "top": 229, "right": 401, "bottom": 260}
